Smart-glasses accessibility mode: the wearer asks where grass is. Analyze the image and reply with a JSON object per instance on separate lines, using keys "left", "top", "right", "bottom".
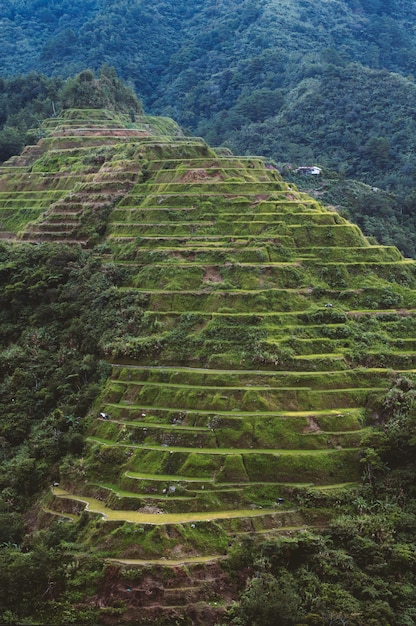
{"left": 7, "top": 106, "right": 416, "bottom": 560}
{"left": 52, "top": 487, "right": 278, "bottom": 524}
{"left": 87, "top": 436, "right": 359, "bottom": 456}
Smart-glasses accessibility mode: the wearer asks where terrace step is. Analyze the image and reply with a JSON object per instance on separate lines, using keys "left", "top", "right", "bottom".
{"left": 109, "top": 364, "right": 388, "bottom": 387}
{"left": 5, "top": 108, "right": 416, "bottom": 590}
{"left": 50, "top": 486, "right": 306, "bottom": 528}
{"left": 93, "top": 559, "right": 234, "bottom": 625}
{"left": 91, "top": 417, "right": 366, "bottom": 453}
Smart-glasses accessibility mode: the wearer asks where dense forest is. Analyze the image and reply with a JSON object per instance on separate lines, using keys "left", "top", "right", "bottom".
{"left": 0, "top": 243, "right": 126, "bottom": 625}
{"left": 0, "top": 67, "right": 142, "bottom": 162}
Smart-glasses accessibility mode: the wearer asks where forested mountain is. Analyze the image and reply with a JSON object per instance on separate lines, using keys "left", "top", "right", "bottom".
{"left": 2, "top": 1, "right": 416, "bottom": 254}
{"left": 3, "top": 2, "right": 416, "bottom": 624}
{"left": 0, "top": 68, "right": 142, "bottom": 164}
{"left": 2, "top": 102, "right": 416, "bottom": 625}
{"left": 3, "top": 0, "right": 416, "bottom": 98}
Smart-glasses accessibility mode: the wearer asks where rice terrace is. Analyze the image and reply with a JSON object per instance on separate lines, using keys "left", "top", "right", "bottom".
{"left": 1, "top": 106, "right": 416, "bottom": 624}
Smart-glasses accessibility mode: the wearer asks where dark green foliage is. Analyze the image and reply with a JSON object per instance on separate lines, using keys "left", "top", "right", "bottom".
{"left": 228, "top": 570, "right": 302, "bottom": 626}
{"left": 0, "top": 513, "right": 23, "bottom": 544}
{"left": 0, "top": 242, "right": 148, "bottom": 514}
{"left": 1, "top": 58, "right": 416, "bottom": 624}
{"left": 0, "top": 241, "right": 157, "bottom": 622}
{"left": 379, "top": 374, "right": 416, "bottom": 471}
{"left": 0, "top": 72, "right": 62, "bottom": 161}
{"left": 0, "top": 126, "right": 25, "bottom": 163}
{"left": 0, "top": 531, "right": 103, "bottom": 624}
{"left": 0, "top": 67, "right": 141, "bottom": 166}
{"left": 225, "top": 502, "right": 416, "bottom": 625}
{"left": 222, "top": 374, "right": 416, "bottom": 626}
{"left": 4, "top": 3, "right": 416, "bottom": 252}
{"left": 60, "top": 65, "right": 143, "bottom": 113}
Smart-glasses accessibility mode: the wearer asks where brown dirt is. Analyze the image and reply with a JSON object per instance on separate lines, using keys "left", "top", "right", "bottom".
{"left": 180, "top": 169, "right": 224, "bottom": 183}
{"left": 302, "top": 416, "right": 322, "bottom": 434}
{"left": 251, "top": 194, "right": 271, "bottom": 204}
{"left": 203, "top": 266, "right": 223, "bottom": 283}
{"left": 92, "top": 561, "right": 239, "bottom": 625}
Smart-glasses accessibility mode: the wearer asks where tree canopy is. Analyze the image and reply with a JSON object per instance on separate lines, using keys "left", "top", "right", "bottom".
{"left": 0, "top": 67, "right": 142, "bottom": 161}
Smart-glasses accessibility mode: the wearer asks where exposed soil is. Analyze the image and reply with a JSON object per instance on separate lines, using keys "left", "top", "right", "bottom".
{"left": 92, "top": 561, "right": 238, "bottom": 625}
{"left": 251, "top": 193, "right": 271, "bottom": 204}
{"left": 180, "top": 168, "right": 224, "bottom": 183}
{"left": 302, "top": 415, "right": 322, "bottom": 433}
{"left": 203, "top": 266, "right": 223, "bottom": 283}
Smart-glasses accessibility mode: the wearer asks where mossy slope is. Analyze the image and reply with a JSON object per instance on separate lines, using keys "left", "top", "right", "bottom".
{"left": 3, "top": 109, "right": 416, "bottom": 568}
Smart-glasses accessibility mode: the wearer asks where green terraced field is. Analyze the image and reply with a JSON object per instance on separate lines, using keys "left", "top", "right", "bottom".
{"left": 3, "top": 107, "right": 416, "bottom": 569}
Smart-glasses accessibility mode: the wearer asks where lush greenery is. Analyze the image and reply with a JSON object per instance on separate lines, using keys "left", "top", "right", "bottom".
{"left": 3, "top": 1, "right": 416, "bottom": 620}
{"left": 3, "top": 2, "right": 416, "bottom": 253}
{"left": 1, "top": 265, "right": 416, "bottom": 626}
{"left": 0, "top": 0, "right": 415, "bottom": 175}
{"left": 0, "top": 242, "right": 149, "bottom": 623}
{"left": 219, "top": 374, "right": 416, "bottom": 626}
{"left": 284, "top": 169, "right": 416, "bottom": 259}
{"left": 0, "top": 66, "right": 142, "bottom": 162}
{"left": 0, "top": 243, "right": 143, "bottom": 520}
{"left": 1, "top": 106, "right": 416, "bottom": 622}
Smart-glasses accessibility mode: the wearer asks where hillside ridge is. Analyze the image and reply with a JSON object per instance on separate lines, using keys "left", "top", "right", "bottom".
{"left": 3, "top": 108, "right": 416, "bottom": 623}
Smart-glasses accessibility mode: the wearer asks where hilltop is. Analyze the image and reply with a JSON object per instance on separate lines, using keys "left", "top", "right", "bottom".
{"left": 3, "top": 3, "right": 416, "bottom": 253}
{"left": 1, "top": 108, "right": 416, "bottom": 624}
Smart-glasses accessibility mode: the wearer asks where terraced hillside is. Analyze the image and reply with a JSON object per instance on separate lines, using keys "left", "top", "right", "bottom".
{"left": 0, "top": 108, "right": 182, "bottom": 245}
{"left": 3, "top": 109, "right": 416, "bottom": 622}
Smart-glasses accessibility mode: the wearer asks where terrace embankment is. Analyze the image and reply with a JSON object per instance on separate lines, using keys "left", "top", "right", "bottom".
{"left": 3, "top": 108, "right": 416, "bottom": 622}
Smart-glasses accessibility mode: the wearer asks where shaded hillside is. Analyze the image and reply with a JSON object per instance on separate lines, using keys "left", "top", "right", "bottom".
{"left": 3, "top": 0, "right": 416, "bottom": 100}
{"left": 2, "top": 108, "right": 416, "bottom": 623}
{"left": 3, "top": 3, "right": 416, "bottom": 254}
{"left": 220, "top": 64, "right": 416, "bottom": 193}
{"left": 0, "top": 68, "right": 142, "bottom": 162}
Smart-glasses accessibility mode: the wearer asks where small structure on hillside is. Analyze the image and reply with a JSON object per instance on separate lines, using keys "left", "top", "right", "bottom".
{"left": 295, "top": 166, "right": 322, "bottom": 175}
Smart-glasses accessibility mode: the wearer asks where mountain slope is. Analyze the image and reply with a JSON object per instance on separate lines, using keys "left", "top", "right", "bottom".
{"left": 3, "top": 2, "right": 416, "bottom": 258}
{"left": 2, "top": 108, "right": 416, "bottom": 622}
{"left": 219, "top": 64, "right": 416, "bottom": 191}
{"left": 3, "top": 1, "right": 416, "bottom": 93}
